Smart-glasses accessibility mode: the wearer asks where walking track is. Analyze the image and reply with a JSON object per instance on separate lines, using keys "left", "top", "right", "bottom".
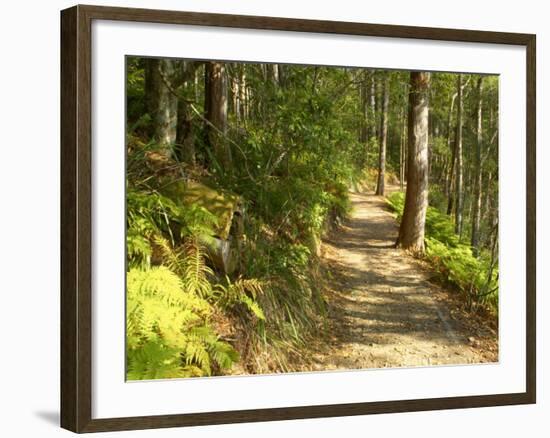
{"left": 310, "top": 185, "right": 498, "bottom": 371}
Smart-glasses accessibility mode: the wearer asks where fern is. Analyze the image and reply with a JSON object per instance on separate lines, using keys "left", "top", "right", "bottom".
{"left": 156, "top": 236, "right": 215, "bottom": 299}
{"left": 126, "top": 188, "right": 218, "bottom": 269}
{"left": 181, "top": 237, "right": 215, "bottom": 299}
{"left": 216, "top": 277, "right": 266, "bottom": 321}
{"left": 126, "top": 266, "right": 238, "bottom": 380}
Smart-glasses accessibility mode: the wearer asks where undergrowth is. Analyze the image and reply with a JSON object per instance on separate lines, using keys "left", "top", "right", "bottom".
{"left": 387, "top": 192, "right": 498, "bottom": 313}
{"left": 125, "top": 155, "right": 349, "bottom": 378}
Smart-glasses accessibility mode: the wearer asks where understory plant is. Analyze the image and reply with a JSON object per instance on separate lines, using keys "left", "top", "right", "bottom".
{"left": 387, "top": 192, "right": 498, "bottom": 312}
{"left": 126, "top": 266, "right": 239, "bottom": 379}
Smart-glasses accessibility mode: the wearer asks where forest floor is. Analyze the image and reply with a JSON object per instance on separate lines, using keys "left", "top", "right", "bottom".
{"left": 308, "top": 184, "right": 498, "bottom": 371}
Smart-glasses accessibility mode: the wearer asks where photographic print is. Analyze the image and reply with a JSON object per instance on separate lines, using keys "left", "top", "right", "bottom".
{"left": 125, "top": 57, "right": 499, "bottom": 381}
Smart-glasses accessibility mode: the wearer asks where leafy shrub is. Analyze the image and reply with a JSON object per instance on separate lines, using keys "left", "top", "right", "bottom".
{"left": 387, "top": 191, "right": 498, "bottom": 312}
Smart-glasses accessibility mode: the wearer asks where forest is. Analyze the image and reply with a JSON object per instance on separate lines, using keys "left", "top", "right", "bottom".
{"left": 126, "top": 57, "right": 499, "bottom": 380}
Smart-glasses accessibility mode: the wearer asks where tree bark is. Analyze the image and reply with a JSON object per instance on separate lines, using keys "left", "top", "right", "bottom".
{"left": 373, "top": 72, "right": 380, "bottom": 142}
{"left": 146, "top": 58, "right": 178, "bottom": 158}
{"left": 471, "top": 76, "right": 484, "bottom": 254}
{"left": 268, "top": 63, "right": 280, "bottom": 85}
{"left": 176, "top": 97, "right": 195, "bottom": 165}
{"left": 454, "top": 74, "right": 464, "bottom": 236}
{"left": 399, "top": 108, "right": 407, "bottom": 191}
{"left": 366, "top": 71, "right": 374, "bottom": 146}
{"left": 204, "top": 62, "right": 230, "bottom": 168}
{"left": 359, "top": 75, "right": 368, "bottom": 145}
{"left": 231, "top": 64, "right": 241, "bottom": 123}
{"left": 375, "top": 74, "right": 389, "bottom": 196}
{"left": 396, "top": 71, "right": 431, "bottom": 253}
{"left": 445, "top": 92, "right": 457, "bottom": 211}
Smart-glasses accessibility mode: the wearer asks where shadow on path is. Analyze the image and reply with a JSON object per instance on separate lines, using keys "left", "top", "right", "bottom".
{"left": 311, "top": 185, "right": 498, "bottom": 371}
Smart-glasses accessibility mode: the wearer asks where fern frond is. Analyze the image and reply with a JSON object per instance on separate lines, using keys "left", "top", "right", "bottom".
{"left": 181, "top": 237, "right": 214, "bottom": 299}
{"left": 126, "top": 266, "right": 238, "bottom": 380}
{"left": 216, "top": 276, "right": 266, "bottom": 321}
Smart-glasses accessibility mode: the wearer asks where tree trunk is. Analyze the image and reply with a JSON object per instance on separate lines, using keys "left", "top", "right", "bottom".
{"left": 277, "top": 64, "right": 285, "bottom": 87}
{"left": 147, "top": 58, "right": 178, "bottom": 158}
{"left": 204, "top": 62, "right": 230, "bottom": 168}
{"left": 194, "top": 67, "right": 200, "bottom": 105}
{"left": 373, "top": 72, "right": 380, "bottom": 142}
{"left": 176, "top": 97, "right": 195, "bottom": 165}
{"left": 240, "top": 69, "right": 248, "bottom": 122}
{"left": 268, "top": 63, "right": 279, "bottom": 85}
{"left": 359, "top": 75, "right": 368, "bottom": 145}
{"left": 399, "top": 106, "right": 406, "bottom": 190}
{"left": 231, "top": 64, "right": 241, "bottom": 124}
{"left": 454, "top": 74, "right": 464, "bottom": 236}
{"left": 396, "top": 72, "right": 431, "bottom": 253}
{"left": 445, "top": 92, "right": 457, "bottom": 211}
{"left": 471, "top": 77, "right": 484, "bottom": 255}
{"left": 366, "top": 72, "right": 374, "bottom": 147}
{"left": 375, "top": 74, "right": 389, "bottom": 196}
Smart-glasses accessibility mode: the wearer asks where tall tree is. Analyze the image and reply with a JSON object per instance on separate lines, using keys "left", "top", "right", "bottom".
{"left": 359, "top": 73, "right": 368, "bottom": 145}
{"left": 454, "top": 74, "right": 464, "bottom": 236}
{"left": 204, "top": 62, "right": 230, "bottom": 168}
{"left": 373, "top": 72, "right": 380, "bottom": 142}
{"left": 267, "top": 63, "right": 280, "bottom": 85}
{"left": 396, "top": 71, "right": 431, "bottom": 253}
{"left": 444, "top": 91, "right": 458, "bottom": 204}
{"left": 146, "top": 58, "right": 178, "bottom": 158}
{"left": 375, "top": 73, "right": 389, "bottom": 196}
{"left": 470, "top": 76, "right": 484, "bottom": 254}
{"left": 399, "top": 106, "right": 406, "bottom": 190}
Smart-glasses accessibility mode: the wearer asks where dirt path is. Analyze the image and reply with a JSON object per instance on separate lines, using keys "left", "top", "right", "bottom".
{"left": 311, "top": 185, "right": 498, "bottom": 371}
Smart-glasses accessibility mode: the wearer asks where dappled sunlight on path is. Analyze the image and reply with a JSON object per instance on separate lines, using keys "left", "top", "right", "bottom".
{"left": 312, "top": 185, "right": 498, "bottom": 371}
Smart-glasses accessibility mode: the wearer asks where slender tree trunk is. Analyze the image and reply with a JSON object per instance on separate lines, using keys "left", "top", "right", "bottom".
{"left": 176, "top": 96, "right": 195, "bottom": 165}
{"left": 238, "top": 67, "right": 248, "bottom": 123}
{"left": 194, "top": 67, "right": 200, "bottom": 105}
{"left": 399, "top": 106, "right": 406, "bottom": 190}
{"left": 144, "top": 59, "right": 155, "bottom": 129}
{"left": 471, "top": 77, "right": 484, "bottom": 254}
{"left": 396, "top": 72, "right": 431, "bottom": 253}
{"left": 268, "top": 63, "right": 279, "bottom": 85}
{"left": 359, "top": 75, "right": 368, "bottom": 145}
{"left": 232, "top": 64, "right": 241, "bottom": 124}
{"left": 204, "top": 62, "right": 230, "bottom": 168}
{"left": 482, "top": 171, "right": 493, "bottom": 246}
{"left": 277, "top": 64, "right": 285, "bottom": 87}
{"left": 366, "top": 72, "right": 374, "bottom": 147}
{"left": 373, "top": 72, "right": 380, "bottom": 142}
{"left": 483, "top": 171, "right": 492, "bottom": 221}
{"left": 445, "top": 92, "right": 457, "bottom": 209}
{"left": 375, "top": 74, "right": 389, "bottom": 196}
{"left": 454, "top": 74, "right": 464, "bottom": 236}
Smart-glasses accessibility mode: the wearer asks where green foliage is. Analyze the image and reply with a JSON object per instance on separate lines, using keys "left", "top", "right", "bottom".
{"left": 126, "top": 179, "right": 268, "bottom": 377}
{"left": 126, "top": 187, "right": 218, "bottom": 269}
{"left": 126, "top": 266, "right": 239, "bottom": 379}
{"left": 125, "top": 58, "right": 500, "bottom": 377}
{"left": 387, "top": 192, "right": 498, "bottom": 311}
{"left": 215, "top": 277, "right": 266, "bottom": 321}
{"left": 156, "top": 236, "right": 215, "bottom": 299}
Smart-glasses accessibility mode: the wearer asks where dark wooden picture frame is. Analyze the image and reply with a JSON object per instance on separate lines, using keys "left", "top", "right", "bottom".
{"left": 61, "top": 4, "right": 536, "bottom": 433}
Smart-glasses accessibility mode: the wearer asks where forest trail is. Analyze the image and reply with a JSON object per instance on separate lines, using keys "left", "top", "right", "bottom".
{"left": 311, "top": 184, "right": 498, "bottom": 371}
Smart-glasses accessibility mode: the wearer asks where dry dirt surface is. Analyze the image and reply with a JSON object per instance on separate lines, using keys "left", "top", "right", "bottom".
{"left": 310, "top": 186, "right": 498, "bottom": 371}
